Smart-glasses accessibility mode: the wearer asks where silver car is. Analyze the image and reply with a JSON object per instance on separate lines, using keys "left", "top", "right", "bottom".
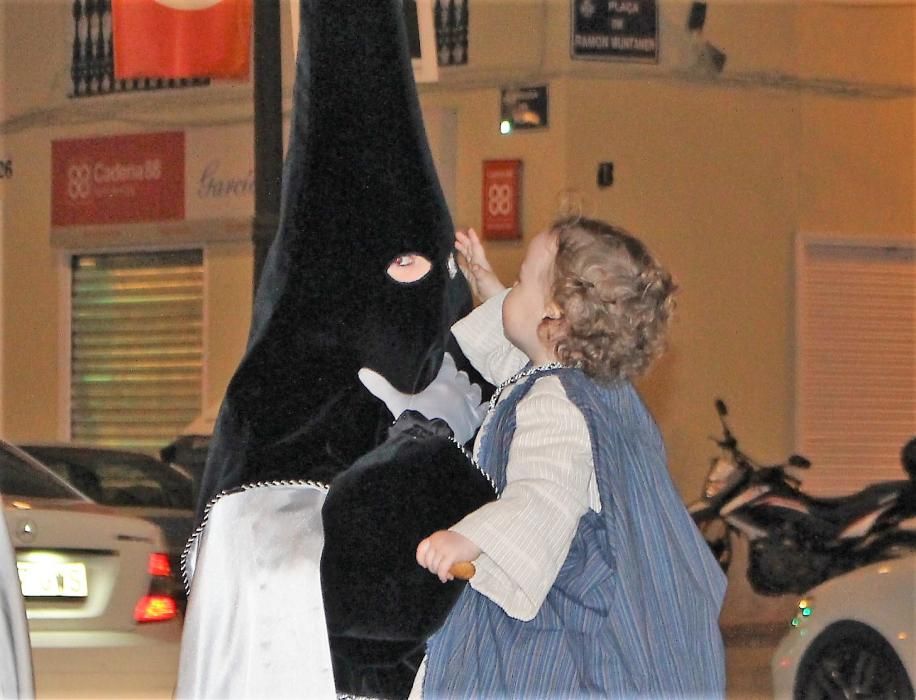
{"left": 17, "top": 443, "right": 195, "bottom": 582}
{"left": 1, "top": 439, "right": 181, "bottom": 698}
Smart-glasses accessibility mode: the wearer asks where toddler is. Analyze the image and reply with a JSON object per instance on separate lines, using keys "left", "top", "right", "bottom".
{"left": 412, "top": 216, "right": 727, "bottom": 699}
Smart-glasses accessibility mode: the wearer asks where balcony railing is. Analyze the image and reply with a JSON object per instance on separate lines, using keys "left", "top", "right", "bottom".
{"left": 70, "top": 0, "right": 209, "bottom": 98}
{"left": 71, "top": 0, "right": 467, "bottom": 98}
{"left": 436, "top": 0, "right": 469, "bottom": 66}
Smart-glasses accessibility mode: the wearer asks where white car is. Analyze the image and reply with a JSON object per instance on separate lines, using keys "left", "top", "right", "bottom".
{"left": 0, "top": 439, "right": 181, "bottom": 699}
{"left": 772, "top": 553, "right": 916, "bottom": 699}
{"left": 18, "top": 443, "right": 196, "bottom": 585}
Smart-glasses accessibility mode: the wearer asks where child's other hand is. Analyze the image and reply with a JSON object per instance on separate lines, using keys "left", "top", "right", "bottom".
{"left": 416, "top": 530, "right": 482, "bottom": 583}
{"left": 455, "top": 228, "right": 505, "bottom": 302}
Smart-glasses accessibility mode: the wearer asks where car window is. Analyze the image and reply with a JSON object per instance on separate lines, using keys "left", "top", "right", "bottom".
{"left": 96, "top": 464, "right": 186, "bottom": 509}
{"left": 29, "top": 451, "right": 194, "bottom": 510}
{"left": 0, "top": 446, "right": 81, "bottom": 499}
{"left": 38, "top": 460, "right": 106, "bottom": 502}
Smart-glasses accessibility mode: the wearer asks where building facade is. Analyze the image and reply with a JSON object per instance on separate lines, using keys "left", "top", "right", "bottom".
{"left": 1, "top": 1, "right": 913, "bottom": 552}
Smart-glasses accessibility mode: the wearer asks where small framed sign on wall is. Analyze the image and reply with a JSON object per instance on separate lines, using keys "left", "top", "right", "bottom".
{"left": 482, "top": 159, "right": 522, "bottom": 240}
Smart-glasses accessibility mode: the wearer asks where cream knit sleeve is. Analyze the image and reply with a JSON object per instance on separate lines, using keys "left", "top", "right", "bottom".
{"left": 449, "top": 376, "right": 599, "bottom": 621}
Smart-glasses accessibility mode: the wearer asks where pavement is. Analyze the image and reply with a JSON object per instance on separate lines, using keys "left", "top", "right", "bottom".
{"left": 724, "top": 623, "right": 785, "bottom": 699}
{"left": 717, "top": 537, "right": 801, "bottom": 699}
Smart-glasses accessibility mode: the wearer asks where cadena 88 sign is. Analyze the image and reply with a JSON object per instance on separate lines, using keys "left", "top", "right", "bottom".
{"left": 482, "top": 159, "right": 522, "bottom": 239}
{"left": 51, "top": 132, "right": 184, "bottom": 227}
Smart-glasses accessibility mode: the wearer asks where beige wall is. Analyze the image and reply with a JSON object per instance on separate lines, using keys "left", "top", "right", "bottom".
{"left": 417, "top": 0, "right": 915, "bottom": 503}
{"left": 562, "top": 78, "right": 802, "bottom": 494}
{"left": 0, "top": 1, "right": 912, "bottom": 506}
{"left": 797, "top": 2, "right": 915, "bottom": 236}
{"left": 416, "top": 0, "right": 914, "bottom": 627}
{"left": 2, "top": 132, "right": 62, "bottom": 441}
{"left": 0, "top": 130, "right": 255, "bottom": 442}
{"left": 203, "top": 243, "right": 253, "bottom": 410}
{"left": 0, "top": 0, "right": 258, "bottom": 441}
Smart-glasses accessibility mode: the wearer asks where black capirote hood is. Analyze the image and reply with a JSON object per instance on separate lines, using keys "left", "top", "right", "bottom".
{"left": 197, "top": 0, "right": 472, "bottom": 507}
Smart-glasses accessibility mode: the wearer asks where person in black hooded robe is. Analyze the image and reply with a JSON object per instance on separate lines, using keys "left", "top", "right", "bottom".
{"left": 177, "top": 1, "right": 495, "bottom": 698}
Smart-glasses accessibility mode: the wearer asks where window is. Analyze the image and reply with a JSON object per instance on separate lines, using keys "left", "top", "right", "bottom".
{"left": 796, "top": 237, "right": 915, "bottom": 495}
{"left": 29, "top": 451, "right": 194, "bottom": 510}
{"left": 70, "top": 250, "right": 204, "bottom": 452}
{"left": 0, "top": 445, "right": 82, "bottom": 500}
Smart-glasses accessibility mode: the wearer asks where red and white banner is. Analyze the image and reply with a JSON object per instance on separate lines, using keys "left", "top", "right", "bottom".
{"left": 112, "top": 0, "right": 252, "bottom": 80}
{"left": 51, "top": 132, "right": 185, "bottom": 227}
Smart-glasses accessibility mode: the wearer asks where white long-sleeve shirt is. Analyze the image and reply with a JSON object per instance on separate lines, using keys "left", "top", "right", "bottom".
{"left": 409, "top": 293, "right": 601, "bottom": 699}
{"left": 449, "top": 290, "right": 601, "bottom": 621}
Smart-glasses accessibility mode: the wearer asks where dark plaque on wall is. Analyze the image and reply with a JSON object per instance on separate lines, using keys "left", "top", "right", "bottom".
{"left": 500, "top": 85, "right": 549, "bottom": 131}
{"left": 571, "top": 0, "right": 658, "bottom": 63}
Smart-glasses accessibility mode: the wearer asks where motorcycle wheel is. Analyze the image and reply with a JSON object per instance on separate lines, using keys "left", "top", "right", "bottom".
{"left": 793, "top": 621, "right": 914, "bottom": 700}
{"left": 697, "top": 517, "right": 732, "bottom": 573}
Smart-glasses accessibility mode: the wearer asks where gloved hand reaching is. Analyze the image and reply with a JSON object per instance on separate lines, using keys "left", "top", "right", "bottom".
{"left": 358, "top": 352, "right": 487, "bottom": 445}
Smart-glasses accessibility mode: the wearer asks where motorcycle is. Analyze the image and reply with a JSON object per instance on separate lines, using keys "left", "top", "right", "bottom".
{"left": 688, "top": 399, "right": 916, "bottom": 596}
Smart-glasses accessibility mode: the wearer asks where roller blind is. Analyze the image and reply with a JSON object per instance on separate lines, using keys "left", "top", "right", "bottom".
{"left": 796, "top": 238, "right": 915, "bottom": 495}
{"left": 70, "top": 250, "right": 204, "bottom": 452}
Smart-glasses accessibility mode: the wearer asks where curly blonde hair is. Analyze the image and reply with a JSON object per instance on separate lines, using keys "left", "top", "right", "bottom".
{"left": 539, "top": 216, "right": 677, "bottom": 382}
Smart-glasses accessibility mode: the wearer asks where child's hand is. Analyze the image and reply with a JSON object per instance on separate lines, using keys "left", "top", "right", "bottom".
{"left": 416, "top": 530, "right": 482, "bottom": 583}
{"left": 455, "top": 228, "right": 505, "bottom": 302}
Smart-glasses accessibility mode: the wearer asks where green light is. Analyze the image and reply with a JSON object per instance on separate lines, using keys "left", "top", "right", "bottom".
{"left": 499, "top": 120, "right": 512, "bottom": 135}
{"left": 791, "top": 617, "right": 799, "bottom": 627}
{"left": 802, "top": 607, "right": 812, "bottom": 617}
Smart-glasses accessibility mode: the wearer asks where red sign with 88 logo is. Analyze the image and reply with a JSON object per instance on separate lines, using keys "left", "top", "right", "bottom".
{"left": 51, "top": 132, "right": 184, "bottom": 227}
{"left": 482, "top": 159, "right": 522, "bottom": 239}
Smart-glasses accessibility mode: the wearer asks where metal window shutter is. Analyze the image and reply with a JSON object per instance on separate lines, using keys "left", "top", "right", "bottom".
{"left": 71, "top": 250, "right": 204, "bottom": 452}
{"left": 797, "top": 239, "right": 915, "bottom": 496}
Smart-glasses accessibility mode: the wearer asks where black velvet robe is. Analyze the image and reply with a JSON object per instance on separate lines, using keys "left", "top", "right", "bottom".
{"left": 194, "top": 1, "right": 494, "bottom": 696}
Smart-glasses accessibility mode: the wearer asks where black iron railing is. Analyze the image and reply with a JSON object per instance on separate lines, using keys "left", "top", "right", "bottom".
{"left": 436, "top": 0, "right": 469, "bottom": 66}
{"left": 70, "top": 0, "right": 210, "bottom": 98}
{"left": 71, "top": 0, "right": 467, "bottom": 98}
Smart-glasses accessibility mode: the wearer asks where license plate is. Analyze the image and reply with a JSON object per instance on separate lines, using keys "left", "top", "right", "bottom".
{"left": 16, "top": 561, "right": 88, "bottom": 598}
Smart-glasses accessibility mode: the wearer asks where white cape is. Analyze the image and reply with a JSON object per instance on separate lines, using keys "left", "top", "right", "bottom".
{"left": 176, "top": 483, "right": 336, "bottom": 699}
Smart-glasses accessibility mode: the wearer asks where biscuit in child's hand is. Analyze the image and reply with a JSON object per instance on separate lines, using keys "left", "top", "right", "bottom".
{"left": 449, "top": 562, "right": 476, "bottom": 580}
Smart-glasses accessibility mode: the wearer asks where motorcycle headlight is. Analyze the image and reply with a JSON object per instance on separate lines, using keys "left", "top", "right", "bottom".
{"left": 704, "top": 456, "right": 739, "bottom": 498}
{"left": 704, "top": 481, "right": 725, "bottom": 499}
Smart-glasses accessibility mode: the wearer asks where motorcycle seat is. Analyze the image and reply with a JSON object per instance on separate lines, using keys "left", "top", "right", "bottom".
{"left": 802, "top": 480, "right": 909, "bottom": 524}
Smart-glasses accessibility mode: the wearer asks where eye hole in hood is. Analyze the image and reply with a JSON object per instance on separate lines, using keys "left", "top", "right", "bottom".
{"left": 386, "top": 253, "right": 432, "bottom": 284}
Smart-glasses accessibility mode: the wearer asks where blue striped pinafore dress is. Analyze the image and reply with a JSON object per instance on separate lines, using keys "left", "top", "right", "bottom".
{"left": 422, "top": 367, "right": 727, "bottom": 699}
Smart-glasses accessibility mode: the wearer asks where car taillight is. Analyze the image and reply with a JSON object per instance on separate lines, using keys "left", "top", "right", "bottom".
{"left": 135, "top": 552, "right": 178, "bottom": 623}
{"left": 134, "top": 594, "right": 177, "bottom": 623}
{"left": 148, "top": 552, "right": 172, "bottom": 578}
